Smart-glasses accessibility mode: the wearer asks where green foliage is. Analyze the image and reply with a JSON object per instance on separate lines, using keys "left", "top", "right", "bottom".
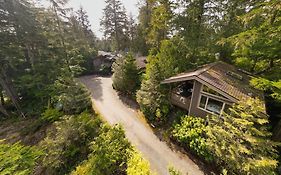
{"left": 0, "top": 0, "right": 97, "bottom": 117}
{"left": 136, "top": 55, "right": 170, "bottom": 124}
{"left": 40, "top": 108, "right": 63, "bottom": 123}
{"left": 127, "top": 148, "right": 154, "bottom": 175}
{"left": 251, "top": 78, "right": 281, "bottom": 101}
{"left": 0, "top": 141, "right": 42, "bottom": 175}
{"left": 39, "top": 112, "right": 102, "bottom": 174}
{"left": 71, "top": 124, "right": 132, "bottom": 175}
{"left": 112, "top": 53, "right": 140, "bottom": 94}
{"left": 147, "top": 0, "right": 172, "bottom": 48}
{"left": 168, "top": 165, "right": 183, "bottom": 175}
{"left": 172, "top": 116, "right": 213, "bottom": 162}
{"left": 225, "top": 0, "right": 281, "bottom": 78}
{"left": 100, "top": 0, "right": 130, "bottom": 51}
{"left": 53, "top": 76, "right": 92, "bottom": 114}
{"left": 206, "top": 98, "right": 279, "bottom": 175}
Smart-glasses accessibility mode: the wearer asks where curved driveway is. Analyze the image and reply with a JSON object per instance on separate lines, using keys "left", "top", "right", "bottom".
{"left": 79, "top": 75, "right": 205, "bottom": 175}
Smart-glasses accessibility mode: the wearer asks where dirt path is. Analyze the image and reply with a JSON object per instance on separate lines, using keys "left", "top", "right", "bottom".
{"left": 79, "top": 75, "right": 205, "bottom": 175}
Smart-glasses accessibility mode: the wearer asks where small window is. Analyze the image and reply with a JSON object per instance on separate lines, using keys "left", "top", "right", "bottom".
{"left": 199, "top": 95, "right": 207, "bottom": 108}
{"left": 206, "top": 98, "right": 223, "bottom": 115}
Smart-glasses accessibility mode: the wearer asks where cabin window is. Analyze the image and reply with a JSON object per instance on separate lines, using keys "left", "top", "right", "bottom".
{"left": 199, "top": 95, "right": 230, "bottom": 115}
{"left": 199, "top": 96, "right": 207, "bottom": 108}
{"left": 206, "top": 98, "right": 223, "bottom": 115}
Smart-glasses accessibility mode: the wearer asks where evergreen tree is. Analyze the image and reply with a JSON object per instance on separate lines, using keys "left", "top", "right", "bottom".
{"left": 100, "top": 0, "right": 129, "bottom": 51}
{"left": 147, "top": 0, "right": 172, "bottom": 48}
{"left": 225, "top": 0, "right": 281, "bottom": 77}
{"left": 206, "top": 98, "right": 279, "bottom": 175}
{"left": 136, "top": 55, "right": 170, "bottom": 124}
{"left": 53, "top": 75, "right": 92, "bottom": 114}
{"left": 76, "top": 6, "right": 97, "bottom": 47}
{"left": 112, "top": 53, "right": 139, "bottom": 94}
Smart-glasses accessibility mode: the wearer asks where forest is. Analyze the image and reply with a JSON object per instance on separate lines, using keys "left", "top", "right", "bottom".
{"left": 0, "top": 0, "right": 280, "bottom": 175}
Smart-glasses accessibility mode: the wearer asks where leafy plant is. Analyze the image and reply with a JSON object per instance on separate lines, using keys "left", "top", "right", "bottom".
{"left": 71, "top": 124, "right": 132, "bottom": 175}
{"left": 40, "top": 108, "right": 63, "bottom": 123}
{"left": 172, "top": 116, "right": 213, "bottom": 162}
{"left": 39, "top": 112, "right": 102, "bottom": 174}
{"left": 0, "top": 141, "right": 42, "bottom": 175}
{"left": 206, "top": 98, "right": 279, "bottom": 175}
{"left": 127, "top": 148, "right": 154, "bottom": 175}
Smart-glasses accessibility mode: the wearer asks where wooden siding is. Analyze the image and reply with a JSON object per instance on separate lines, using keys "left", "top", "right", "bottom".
{"left": 170, "top": 93, "right": 191, "bottom": 111}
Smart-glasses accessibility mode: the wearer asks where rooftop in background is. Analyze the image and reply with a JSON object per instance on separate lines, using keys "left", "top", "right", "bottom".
{"left": 162, "top": 61, "right": 263, "bottom": 102}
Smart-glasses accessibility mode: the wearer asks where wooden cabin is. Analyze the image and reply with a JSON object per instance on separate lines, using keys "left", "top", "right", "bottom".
{"left": 162, "top": 62, "right": 264, "bottom": 117}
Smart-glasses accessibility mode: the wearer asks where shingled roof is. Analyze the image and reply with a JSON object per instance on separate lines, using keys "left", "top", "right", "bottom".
{"left": 162, "top": 62, "right": 263, "bottom": 102}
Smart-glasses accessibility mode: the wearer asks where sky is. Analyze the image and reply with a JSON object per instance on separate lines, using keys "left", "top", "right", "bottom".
{"left": 41, "top": 0, "right": 140, "bottom": 38}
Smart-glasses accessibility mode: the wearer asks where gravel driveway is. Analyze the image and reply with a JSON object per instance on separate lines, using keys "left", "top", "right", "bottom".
{"left": 79, "top": 75, "right": 205, "bottom": 175}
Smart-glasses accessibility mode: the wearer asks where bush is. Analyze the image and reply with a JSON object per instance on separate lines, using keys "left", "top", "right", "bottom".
{"left": 112, "top": 53, "right": 140, "bottom": 95}
{"left": 172, "top": 116, "right": 213, "bottom": 162}
{"left": 0, "top": 141, "right": 42, "bottom": 175}
{"left": 39, "top": 112, "right": 102, "bottom": 174}
{"left": 127, "top": 148, "right": 154, "bottom": 175}
{"left": 40, "top": 108, "right": 63, "bottom": 123}
{"left": 71, "top": 124, "right": 132, "bottom": 175}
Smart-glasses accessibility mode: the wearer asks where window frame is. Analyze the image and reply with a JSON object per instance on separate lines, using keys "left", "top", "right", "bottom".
{"left": 198, "top": 94, "right": 231, "bottom": 116}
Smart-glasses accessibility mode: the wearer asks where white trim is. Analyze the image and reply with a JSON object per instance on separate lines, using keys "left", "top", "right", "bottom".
{"left": 187, "top": 80, "right": 195, "bottom": 115}
{"left": 198, "top": 94, "right": 231, "bottom": 116}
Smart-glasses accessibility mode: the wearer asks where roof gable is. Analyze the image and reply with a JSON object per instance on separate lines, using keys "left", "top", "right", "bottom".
{"left": 162, "top": 62, "right": 263, "bottom": 102}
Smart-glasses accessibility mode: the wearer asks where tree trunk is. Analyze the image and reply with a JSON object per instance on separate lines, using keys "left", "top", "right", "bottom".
{"left": 0, "top": 101, "right": 9, "bottom": 117}
{"left": 0, "top": 69, "right": 25, "bottom": 117}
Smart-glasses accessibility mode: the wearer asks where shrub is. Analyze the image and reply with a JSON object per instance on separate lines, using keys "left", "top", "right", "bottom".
{"left": 71, "top": 124, "right": 132, "bottom": 175}
{"left": 112, "top": 53, "right": 140, "bottom": 95}
{"left": 127, "top": 148, "right": 154, "bottom": 175}
{"left": 172, "top": 116, "right": 213, "bottom": 162}
{"left": 40, "top": 108, "right": 63, "bottom": 123}
{"left": 0, "top": 141, "right": 42, "bottom": 175}
{"left": 39, "top": 112, "right": 102, "bottom": 174}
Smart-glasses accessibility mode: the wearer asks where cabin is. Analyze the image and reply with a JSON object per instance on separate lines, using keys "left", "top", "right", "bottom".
{"left": 162, "top": 62, "right": 264, "bottom": 117}
{"left": 93, "top": 51, "right": 117, "bottom": 73}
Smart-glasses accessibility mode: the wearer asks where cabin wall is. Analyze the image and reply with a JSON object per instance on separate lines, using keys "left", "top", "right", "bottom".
{"left": 188, "top": 81, "right": 208, "bottom": 118}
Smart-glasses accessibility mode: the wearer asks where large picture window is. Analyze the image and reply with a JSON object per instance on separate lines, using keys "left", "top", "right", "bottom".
{"left": 199, "top": 95, "right": 229, "bottom": 115}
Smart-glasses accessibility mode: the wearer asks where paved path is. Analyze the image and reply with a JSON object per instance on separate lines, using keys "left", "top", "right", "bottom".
{"left": 79, "top": 75, "right": 205, "bottom": 175}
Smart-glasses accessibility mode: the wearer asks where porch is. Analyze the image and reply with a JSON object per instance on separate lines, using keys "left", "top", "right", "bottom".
{"left": 170, "top": 81, "right": 193, "bottom": 111}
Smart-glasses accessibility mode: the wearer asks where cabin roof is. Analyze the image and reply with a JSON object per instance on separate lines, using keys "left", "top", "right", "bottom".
{"left": 162, "top": 61, "right": 263, "bottom": 102}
